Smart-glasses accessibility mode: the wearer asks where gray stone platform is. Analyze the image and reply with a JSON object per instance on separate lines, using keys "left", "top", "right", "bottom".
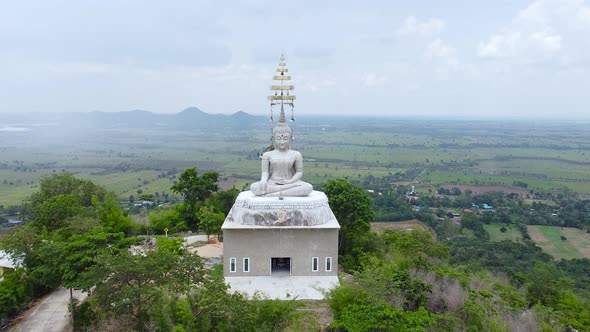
{"left": 225, "top": 275, "right": 339, "bottom": 300}
{"left": 223, "top": 191, "right": 337, "bottom": 227}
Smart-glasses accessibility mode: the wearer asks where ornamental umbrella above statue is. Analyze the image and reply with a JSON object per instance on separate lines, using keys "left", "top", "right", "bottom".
{"left": 250, "top": 54, "right": 313, "bottom": 197}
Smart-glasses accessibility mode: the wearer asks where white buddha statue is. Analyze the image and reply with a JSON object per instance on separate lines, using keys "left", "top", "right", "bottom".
{"left": 250, "top": 116, "right": 313, "bottom": 197}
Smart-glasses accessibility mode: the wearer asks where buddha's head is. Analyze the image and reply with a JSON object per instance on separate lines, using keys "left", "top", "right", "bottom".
{"left": 272, "top": 123, "right": 292, "bottom": 151}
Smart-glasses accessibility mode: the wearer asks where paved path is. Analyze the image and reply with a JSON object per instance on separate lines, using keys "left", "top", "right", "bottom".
{"left": 9, "top": 287, "right": 86, "bottom": 332}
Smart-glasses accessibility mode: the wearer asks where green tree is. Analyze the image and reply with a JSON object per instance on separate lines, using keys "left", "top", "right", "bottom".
{"left": 0, "top": 270, "right": 33, "bottom": 319}
{"left": 204, "top": 188, "right": 239, "bottom": 215}
{"left": 26, "top": 173, "right": 106, "bottom": 217}
{"left": 149, "top": 207, "right": 188, "bottom": 234}
{"left": 86, "top": 250, "right": 207, "bottom": 331}
{"left": 197, "top": 205, "right": 225, "bottom": 240}
{"left": 526, "top": 262, "right": 565, "bottom": 307}
{"left": 171, "top": 167, "right": 219, "bottom": 230}
{"left": 61, "top": 227, "right": 137, "bottom": 291}
{"left": 93, "top": 193, "right": 133, "bottom": 234}
{"left": 324, "top": 179, "right": 374, "bottom": 260}
{"left": 32, "top": 194, "right": 82, "bottom": 231}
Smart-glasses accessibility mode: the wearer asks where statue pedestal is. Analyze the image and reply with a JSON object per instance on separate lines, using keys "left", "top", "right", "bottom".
{"left": 223, "top": 190, "right": 337, "bottom": 227}
{"left": 221, "top": 190, "right": 340, "bottom": 299}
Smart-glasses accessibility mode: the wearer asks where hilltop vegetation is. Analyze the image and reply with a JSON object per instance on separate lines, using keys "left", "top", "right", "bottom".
{"left": 1, "top": 173, "right": 590, "bottom": 331}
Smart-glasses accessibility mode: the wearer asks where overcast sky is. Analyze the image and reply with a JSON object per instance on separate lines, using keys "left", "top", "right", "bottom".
{"left": 1, "top": 0, "right": 589, "bottom": 119}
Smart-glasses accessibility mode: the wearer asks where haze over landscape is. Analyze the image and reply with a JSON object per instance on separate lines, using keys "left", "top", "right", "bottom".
{"left": 3, "top": 2, "right": 590, "bottom": 331}
{"left": 1, "top": 0, "right": 590, "bottom": 118}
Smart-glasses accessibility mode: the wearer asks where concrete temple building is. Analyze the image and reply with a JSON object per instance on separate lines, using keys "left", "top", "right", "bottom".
{"left": 222, "top": 55, "right": 340, "bottom": 299}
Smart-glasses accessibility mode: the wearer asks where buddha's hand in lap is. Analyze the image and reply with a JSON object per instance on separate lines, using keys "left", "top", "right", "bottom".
{"left": 260, "top": 179, "right": 267, "bottom": 192}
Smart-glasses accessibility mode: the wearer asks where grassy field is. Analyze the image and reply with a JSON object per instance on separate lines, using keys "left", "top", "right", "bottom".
{"left": 484, "top": 224, "right": 523, "bottom": 243}
{"left": 2, "top": 119, "right": 590, "bottom": 206}
{"left": 527, "top": 225, "right": 590, "bottom": 260}
{"left": 371, "top": 220, "right": 436, "bottom": 238}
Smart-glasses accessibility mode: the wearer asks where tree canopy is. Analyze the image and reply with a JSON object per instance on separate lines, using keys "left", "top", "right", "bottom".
{"left": 324, "top": 179, "right": 374, "bottom": 270}
{"left": 170, "top": 167, "right": 219, "bottom": 230}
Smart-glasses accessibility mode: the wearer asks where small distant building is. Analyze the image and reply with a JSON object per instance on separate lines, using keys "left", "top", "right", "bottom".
{"left": 0, "top": 250, "right": 19, "bottom": 280}
{"left": 463, "top": 209, "right": 473, "bottom": 213}
{"left": 482, "top": 204, "right": 494, "bottom": 212}
{"left": 451, "top": 213, "right": 461, "bottom": 218}
{"left": 406, "top": 186, "right": 420, "bottom": 203}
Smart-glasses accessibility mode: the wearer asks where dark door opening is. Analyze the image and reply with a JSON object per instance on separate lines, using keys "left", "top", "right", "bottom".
{"left": 271, "top": 257, "right": 291, "bottom": 275}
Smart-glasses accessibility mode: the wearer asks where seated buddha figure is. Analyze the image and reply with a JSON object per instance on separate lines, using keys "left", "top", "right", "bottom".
{"left": 250, "top": 118, "right": 313, "bottom": 197}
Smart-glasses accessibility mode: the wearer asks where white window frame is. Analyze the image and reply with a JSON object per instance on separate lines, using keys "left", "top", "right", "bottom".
{"left": 243, "top": 257, "right": 250, "bottom": 273}
{"left": 325, "top": 257, "right": 332, "bottom": 272}
{"left": 229, "top": 257, "right": 236, "bottom": 273}
{"left": 312, "top": 257, "right": 319, "bottom": 272}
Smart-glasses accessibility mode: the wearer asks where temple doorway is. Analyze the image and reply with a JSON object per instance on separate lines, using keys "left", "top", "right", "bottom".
{"left": 271, "top": 257, "right": 291, "bottom": 275}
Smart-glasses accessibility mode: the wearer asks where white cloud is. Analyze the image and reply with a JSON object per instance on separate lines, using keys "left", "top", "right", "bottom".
{"left": 301, "top": 79, "right": 336, "bottom": 92}
{"left": 580, "top": 5, "right": 590, "bottom": 22}
{"left": 397, "top": 16, "right": 445, "bottom": 36}
{"left": 362, "top": 73, "right": 388, "bottom": 87}
{"left": 478, "top": 32, "right": 521, "bottom": 58}
{"left": 478, "top": 0, "right": 590, "bottom": 63}
{"left": 425, "top": 39, "right": 455, "bottom": 58}
{"left": 531, "top": 30, "right": 562, "bottom": 51}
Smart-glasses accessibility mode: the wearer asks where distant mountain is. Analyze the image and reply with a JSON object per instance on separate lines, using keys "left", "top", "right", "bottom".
{"left": 0, "top": 107, "right": 267, "bottom": 130}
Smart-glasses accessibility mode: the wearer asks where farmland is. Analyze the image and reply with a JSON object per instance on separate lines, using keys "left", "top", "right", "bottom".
{"left": 483, "top": 224, "right": 523, "bottom": 243}
{"left": 527, "top": 225, "right": 590, "bottom": 260}
{"left": 2, "top": 116, "right": 590, "bottom": 207}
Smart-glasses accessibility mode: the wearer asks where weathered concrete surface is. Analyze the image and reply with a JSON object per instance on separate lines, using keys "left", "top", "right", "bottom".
{"left": 225, "top": 275, "right": 339, "bottom": 300}
{"left": 184, "top": 235, "right": 209, "bottom": 245}
{"left": 9, "top": 287, "right": 87, "bottom": 332}
{"left": 224, "top": 191, "right": 337, "bottom": 227}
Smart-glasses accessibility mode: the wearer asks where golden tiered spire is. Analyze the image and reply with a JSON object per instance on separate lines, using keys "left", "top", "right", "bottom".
{"left": 267, "top": 53, "right": 296, "bottom": 122}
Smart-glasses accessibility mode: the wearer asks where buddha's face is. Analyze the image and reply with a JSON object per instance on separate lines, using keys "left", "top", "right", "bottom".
{"left": 274, "top": 131, "right": 291, "bottom": 151}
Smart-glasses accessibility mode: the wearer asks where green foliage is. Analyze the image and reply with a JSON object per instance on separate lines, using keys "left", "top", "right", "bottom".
{"left": 526, "top": 262, "right": 569, "bottom": 307}
{"left": 86, "top": 250, "right": 207, "bottom": 330}
{"left": 557, "top": 258, "right": 590, "bottom": 291}
{"left": 197, "top": 204, "right": 225, "bottom": 239}
{"left": 26, "top": 173, "right": 106, "bottom": 216}
{"left": 94, "top": 193, "right": 133, "bottom": 234}
{"left": 381, "top": 229, "right": 449, "bottom": 264}
{"left": 149, "top": 207, "right": 188, "bottom": 234}
{"left": 324, "top": 178, "right": 374, "bottom": 269}
{"left": 72, "top": 298, "right": 97, "bottom": 329}
{"left": 459, "top": 298, "right": 508, "bottom": 332}
{"left": 170, "top": 167, "right": 219, "bottom": 230}
{"left": 0, "top": 270, "right": 33, "bottom": 319}
{"left": 555, "top": 291, "right": 590, "bottom": 330}
{"left": 149, "top": 279, "right": 304, "bottom": 332}
{"left": 33, "top": 194, "right": 82, "bottom": 231}
{"left": 155, "top": 236, "right": 184, "bottom": 255}
{"left": 332, "top": 304, "right": 433, "bottom": 332}
{"left": 450, "top": 238, "right": 552, "bottom": 279}
{"left": 205, "top": 188, "right": 239, "bottom": 215}
{"left": 61, "top": 227, "right": 135, "bottom": 290}
{"left": 171, "top": 168, "right": 219, "bottom": 203}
